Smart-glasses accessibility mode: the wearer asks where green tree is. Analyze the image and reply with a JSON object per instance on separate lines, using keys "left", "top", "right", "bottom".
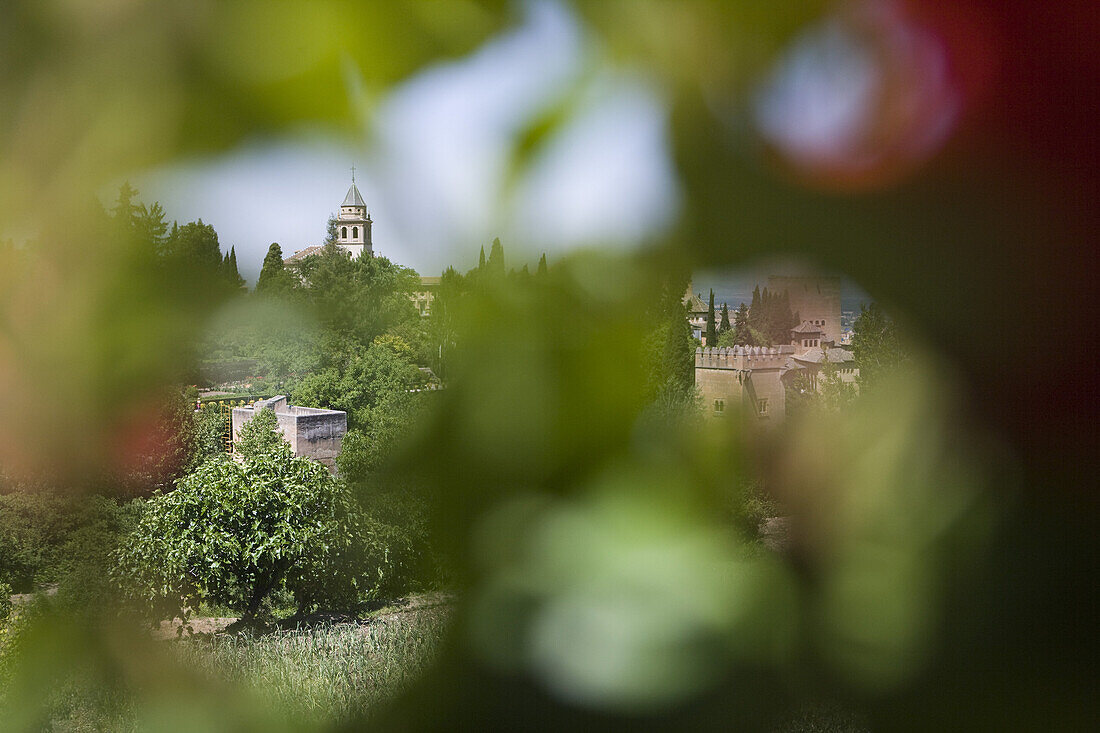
{"left": 748, "top": 285, "right": 762, "bottom": 334}
{"left": 536, "top": 252, "right": 548, "bottom": 277}
{"left": 163, "top": 220, "right": 223, "bottom": 276}
{"left": 110, "top": 387, "right": 198, "bottom": 495}
{"left": 191, "top": 403, "right": 226, "bottom": 468}
{"left": 784, "top": 354, "right": 855, "bottom": 416}
{"left": 851, "top": 302, "right": 905, "bottom": 390}
{"left": 114, "top": 446, "right": 363, "bottom": 624}
{"left": 294, "top": 340, "right": 426, "bottom": 432}
{"left": 642, "top": 273, "right": 697, "bottom": 415}
{"left": 487, "top": 237, "right": 505, "bottom": 275}
{"left": 0, "top": 580, "right": 11, "bottom": 622}
{"left": 234, "top": 407, "right": 285, "bottom": 459}
{"left": 818, "top": 356, "right": 856, "bottom": 412}
{"left": 705, "top": 289, "right": 716, "bottom": 345}
{"left": 746, "top": 286, "right": 796, "bottom": 345}
{"left": 137, "top": 201, "right": 169, "bottom": 252}
{"left": 111, "top": 181, "right": 141, "bottom": 229}
{"left": 718, "top": 303, "right": 731, "bottom": 333}
{"left": 221, "top": 246, "right": 244, "bottom": 289}
{"left": 733, "top": 302, "right": 752, "bottom": 346}
{"left": 478, "top": 246, "right": 486, "bottom": 270}
{"left": 324, "top": 213, "right": 339, "bottom": 246}
{"left": 255, "top": 242, "right": 296, "bottom": 295}
{"left": 292, "top": 248, "right": 420, "bottom": 357}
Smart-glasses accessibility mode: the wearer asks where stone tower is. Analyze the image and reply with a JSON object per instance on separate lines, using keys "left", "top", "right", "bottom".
{"left": 335, "top": 171, "right": 372, "bottom": 259}
{"left": 767, "top": 275, "right": 842, "bottom": 344}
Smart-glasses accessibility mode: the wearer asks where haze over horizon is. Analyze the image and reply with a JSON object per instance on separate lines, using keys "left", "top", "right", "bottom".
{"left": 134, "top": 1, "right": 677, "bottom": 284}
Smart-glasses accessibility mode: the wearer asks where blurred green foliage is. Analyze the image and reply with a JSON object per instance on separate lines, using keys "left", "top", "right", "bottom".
{"left": 0, "top": 490, "right": 138, "bottom": 595}
{"left": 0, "top": 0, "right": 1095, "bottom": 730}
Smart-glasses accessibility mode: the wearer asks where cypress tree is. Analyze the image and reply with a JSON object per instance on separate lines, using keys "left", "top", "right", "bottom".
{"left": 256, "top": 243, "right": 292, "bottom": 294}
{"left": 719, "top": 303, "right": 731, "bottom": 333}
{"left": 536, "top": 253, "right": 548, "bottom": 277}
{"left": 748, "top": 285, "right": 762, "bottom": 334}
{"left": 225, "top": 246, "right": 244, "bottom": 288}
{"left": 734, "top": 303, "right": 751, "bottom": 345}
{"left": 488, "top": 237, "right": 505, "bottom": 274}
{"left": 705, "top": 289, "right": 717, "bottom": 346}
{"left": 478, "top": 246, "right": 486, "bottom": 270}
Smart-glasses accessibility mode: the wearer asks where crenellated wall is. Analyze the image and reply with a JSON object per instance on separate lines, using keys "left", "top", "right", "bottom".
{"left": 695, "top": 345, "right": 792, "bottom": 370}
{"left": 694, "top": 347, "right": 789, "bottom": 421}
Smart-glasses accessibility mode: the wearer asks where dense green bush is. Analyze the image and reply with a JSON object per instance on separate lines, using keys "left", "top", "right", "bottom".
{"left": 114, "top": 439, "right": 366, "bottom": 624}
{"left": 0, "top": 491, "right": 138, "bottom": 606}
{"left": 233, "top": 407, "right": 284, "bottom": 460}
{"left": 0, "top": 580, "right": 11, "bottom": 622}
{"left": 293, "top": 339, "right": 427, "bottom": 432}
{"left": 190, "top": 402, "right": 227, "bottom": 467}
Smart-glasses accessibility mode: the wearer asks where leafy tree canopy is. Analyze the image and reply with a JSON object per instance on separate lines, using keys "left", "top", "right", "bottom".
{"left": 114, "top": 441, "right": 364, "bottom": 623}
{"left": 851, "top": 302, "right": 906, "bottom": 390}
{"left": 234, "top": 407, "right": 286, "bottom": 460}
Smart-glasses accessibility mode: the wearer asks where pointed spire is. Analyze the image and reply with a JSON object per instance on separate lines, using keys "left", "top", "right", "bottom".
{"left": 342, "top": 183, "right": 365, "bottom": 208}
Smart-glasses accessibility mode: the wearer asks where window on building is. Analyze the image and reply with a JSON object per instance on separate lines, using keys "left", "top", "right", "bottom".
{"left": 758, "top": 398, "right": 768, "bottom": 415}
{"left": 352, "top": 226, "right": 358, "bottom": 238}
{"left": 714, "top": 399, "right": 724, "bottom": 413}
{"left": 341, "top": 226, "right": 347, "bottom": 238}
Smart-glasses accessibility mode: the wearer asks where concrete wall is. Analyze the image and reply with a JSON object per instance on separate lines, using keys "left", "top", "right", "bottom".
{"left": 231, "top": 397, "right": 347, "bottom": 469}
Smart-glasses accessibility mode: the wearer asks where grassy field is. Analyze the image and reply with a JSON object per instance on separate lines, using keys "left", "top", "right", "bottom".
{"left": 0, "top": 599, "right": 450, "bottom": 731}
{"left": 3, "top": 594, "right": 867, "bottom": 731}
{"left": 171, "top": 605, "right": 448, "bottom": 726}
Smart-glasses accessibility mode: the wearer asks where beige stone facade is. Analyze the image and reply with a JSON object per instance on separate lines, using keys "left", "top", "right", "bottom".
{"left": 412, "top": 276, "right": 439, "bottom": 316}
{"left": 695, "top": 346, "right": 792, "bottom": 422}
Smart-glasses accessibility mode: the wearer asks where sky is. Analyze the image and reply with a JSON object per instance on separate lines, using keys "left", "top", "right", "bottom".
{"left": 138, "top": 0, "right": 679, "bottom": 284}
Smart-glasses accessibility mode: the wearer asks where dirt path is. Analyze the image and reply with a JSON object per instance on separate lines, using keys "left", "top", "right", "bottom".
{"left": 153, "top": 592, "right": 456, "bottom": 639}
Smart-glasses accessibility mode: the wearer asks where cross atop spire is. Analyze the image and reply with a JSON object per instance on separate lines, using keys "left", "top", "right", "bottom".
{"left": 350, "top": 164, "right": 356, "bottom": 184}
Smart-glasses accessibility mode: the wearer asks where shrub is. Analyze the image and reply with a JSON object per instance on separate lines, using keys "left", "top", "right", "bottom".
{"left": 114, "top": 444, "right": 366, "bottom": 624}
{"left": 0, "top": 492, "right": 139, "bottom": 595}
{"left": 233, "top": 407, "right": 285, "bottom": 460}
{"left": 0, "top": 580, "right": 11, "bottom": 622}
{"left": 190, "top": 402, "right": 227, "bottom": 468}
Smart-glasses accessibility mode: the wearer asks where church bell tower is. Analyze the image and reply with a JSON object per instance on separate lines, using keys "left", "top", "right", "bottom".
{"left": 336, "top": 167, "right": 372, "bottom": 259}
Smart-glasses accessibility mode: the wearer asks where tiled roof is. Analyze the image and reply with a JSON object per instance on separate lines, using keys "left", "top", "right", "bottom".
{"left": 793, "top": 346, "right": 855, "bottom": 365}
{"left": 284, "top": 245, "right": 324, "bottom": 263}
{"left": 791, "top": 320, "right": 823, "bottom": 334}
{"left": 342, "top": 184, "right": 366, "bottom": 207}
